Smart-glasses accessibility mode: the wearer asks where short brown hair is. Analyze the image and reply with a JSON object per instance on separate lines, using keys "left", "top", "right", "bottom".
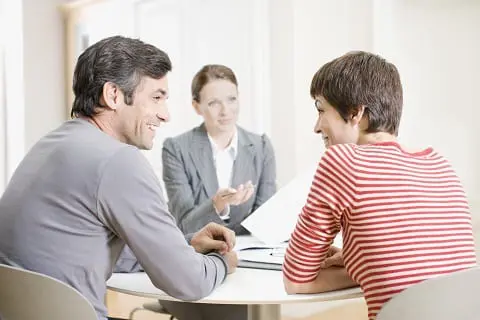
{"left": 191, "top": 64, "right": 238, "bottom": 102}
{"left": 310, "top": 51, "right": 403, "bottom": 135}
{"left": 71, "top": 36, "right": 171, "bottom": 118}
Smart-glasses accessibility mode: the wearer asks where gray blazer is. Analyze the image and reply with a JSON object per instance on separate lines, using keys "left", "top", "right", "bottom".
{"left": 162, "top": 124, "right": 277, "bottom": 235}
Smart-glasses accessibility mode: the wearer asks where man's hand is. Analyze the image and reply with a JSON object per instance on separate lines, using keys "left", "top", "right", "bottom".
{"left": 224, "top": 251, "right": 238, "bottom": 274}
{"left": 190, "top": 222, "right": 236, "bottom": 255}
{"left": 213, "top": 181, "right": 255, "bottom": 213}
{"left": 320, "top": 246, "right": 344, "bottom": 268}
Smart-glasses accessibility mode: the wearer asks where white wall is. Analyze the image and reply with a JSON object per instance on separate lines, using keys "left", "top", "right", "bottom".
{"left": 22, "top": 0, "right": 68, "bottom": 150}
{"left": 269, "top": 0, "right": 374, "bottom": 185}
{"left": 268, "top": 0, "right": 480, "bottom": 207}
{"left": 1, "top": 0, "right": 25, "bottom": 186}
{"left": 373, "top": 0, "right": 480, "bottom": 205}
{"left": 0, "top": 0, "right": 68, "bottom": 192}
{"left": 0, "top": 0, "right": 6, "bottom": 190}
{"left": 292, "top": 0, "right": 374, "bottom": 178}
{"left": 269, "top": 0, "right": 296, "bottom": 185}
{"left": 4, "top": 0, "right": 480, "bottom": 207}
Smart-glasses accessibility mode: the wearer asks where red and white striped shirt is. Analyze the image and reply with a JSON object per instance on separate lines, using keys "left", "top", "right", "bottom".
{"left": 283, "top": 142, "right": 477, "bottom": 319}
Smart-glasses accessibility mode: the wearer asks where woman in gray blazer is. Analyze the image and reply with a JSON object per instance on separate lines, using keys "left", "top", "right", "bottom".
{"left": 162, "top": 64, "right": 277, "bottom": 236}
{"left": 161, "top": 65, "right": 276, "bottom": 320}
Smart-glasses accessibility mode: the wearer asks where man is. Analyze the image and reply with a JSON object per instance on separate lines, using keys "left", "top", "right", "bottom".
{"left": 283, "top": 51, "right": 477, "bottom": 319}
{"left": 0, "top": 36, "right": 237, "bottom": 320}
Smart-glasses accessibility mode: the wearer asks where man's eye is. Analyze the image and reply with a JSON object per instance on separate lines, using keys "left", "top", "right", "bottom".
{"left": 153, "top": 96, "right": 162, "bottom": 101}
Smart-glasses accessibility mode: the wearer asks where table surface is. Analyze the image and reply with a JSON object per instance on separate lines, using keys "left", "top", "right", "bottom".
{"left": 108, "top": 235, "right": 362, "bottom": 305}
{"left": 107, "top": 268, "right": 363, "bottom": 305}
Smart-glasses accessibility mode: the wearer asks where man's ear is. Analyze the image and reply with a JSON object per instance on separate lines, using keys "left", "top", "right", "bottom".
{"left": 192, "top": 100, "right": 202, "bottom": 116}
{"left": 100, "top": 82, "right": 122, "bottom": 110}
{"left": 351, "top": 105, "right": 366, "bottom": 127}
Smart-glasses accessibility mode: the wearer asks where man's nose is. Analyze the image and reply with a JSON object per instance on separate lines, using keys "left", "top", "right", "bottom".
{"left": 157, "top": 105, "right": 170, "bottom": 123}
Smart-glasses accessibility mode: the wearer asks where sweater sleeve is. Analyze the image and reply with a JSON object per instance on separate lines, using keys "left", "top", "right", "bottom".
{"left": 283, "top": 144, "right": 356, "bottom": 283}
{"left": 97, "top": 147, "right": 227, "bottom": 301}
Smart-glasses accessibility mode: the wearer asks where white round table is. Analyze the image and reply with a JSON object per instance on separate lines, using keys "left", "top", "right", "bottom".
{"left": 107, "top": 268, "right": 363, "bottom": 320}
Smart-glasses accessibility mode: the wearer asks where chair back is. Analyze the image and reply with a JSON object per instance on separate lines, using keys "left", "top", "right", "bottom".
{"left": 377, "top": 267, "right": 480, "bottom": 320}
{"left": 0, "top": 264, "right": 97, "bottom": 320}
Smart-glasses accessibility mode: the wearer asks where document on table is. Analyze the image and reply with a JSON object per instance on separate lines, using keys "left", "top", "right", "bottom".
{"left": 238, "top": 247, "right": 285, "bottom": 264}
{"left": 238, "top": 163, "right": 343, "bottom": 271}
{"left": 234, "top": 235, "right": 285, "bottom": 262}
{"left": 241, "top": 163, "right": 344, "bottom": 248}
{"left": 241, "top": 163, "right": 318, "bottom": 244}
{"left": 236, "top": 239, "right": 286, "bottom": 270}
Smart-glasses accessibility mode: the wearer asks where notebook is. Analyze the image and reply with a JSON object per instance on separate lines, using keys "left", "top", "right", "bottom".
{"left": 237, "top": 244, "right": 286, "bottom": 271}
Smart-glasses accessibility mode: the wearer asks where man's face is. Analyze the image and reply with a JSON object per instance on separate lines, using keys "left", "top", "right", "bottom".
{"left": 193, "top": 79, "right": 239, "bottom": 135}
{"left": 116, "top": 76, "right": 170, "bottom": 150}
{"left": 313, "top": 96, "right": 359, "bottom": 148}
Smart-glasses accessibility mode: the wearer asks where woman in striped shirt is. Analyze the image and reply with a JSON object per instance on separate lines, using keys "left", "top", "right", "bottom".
{"left": 282, "top": 51, "right": 477, "bottom": 319}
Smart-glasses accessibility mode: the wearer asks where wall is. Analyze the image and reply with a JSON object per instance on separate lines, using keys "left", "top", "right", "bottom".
{"left": 0, "top": 0, "right": 5, "bottom": 190}
{"left": 4, "top": 0, "right": 480, "bottom": 207}
{"left": 1, "top": 0, "right": 25, "bottom": 186}
{"left": 22, "top": 0, "right": 68, "bottom": 150}
{"left": 270, "top": 0, "right": 373, "bottom": 185}
{"left": 0, "top": 0, "right": 69, "bottom": 192}
{"left": 268, "top": 0, "right": 375, "bottom": 185}
{"left": 269, "top": 0, "right": 296, "bottom": 185}
{"left": 292, "top": 0, "right": 374, "bottom": 178}
{"left": 373, "top": 0, "right": 480, "bottom": 206}
{"left": 268, "top": 0, "right": 480, "bottom": 208}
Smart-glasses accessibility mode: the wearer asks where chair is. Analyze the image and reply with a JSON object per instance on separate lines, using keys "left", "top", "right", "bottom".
{"left": 376, "top": 266, "right": 480, "bottom": 320}
{"left": 0, "top": 264, "right": 97, "bottom": 320}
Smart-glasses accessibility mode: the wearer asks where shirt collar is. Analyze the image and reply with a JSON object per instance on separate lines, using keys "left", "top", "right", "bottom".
{"left": 207, "top": 130, "right": 238, "bottom": 159}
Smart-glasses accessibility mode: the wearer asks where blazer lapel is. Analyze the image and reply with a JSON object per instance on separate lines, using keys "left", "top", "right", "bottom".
{"left": 189, "top": 124, "right": 219, "bottom": 197}
{"left": 231, "top": 128, "right": 256, "bottom": 188}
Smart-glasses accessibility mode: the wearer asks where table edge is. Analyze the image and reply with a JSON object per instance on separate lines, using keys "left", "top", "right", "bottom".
{"left": 106, "top": 285, "right": 363, "bottom": 305}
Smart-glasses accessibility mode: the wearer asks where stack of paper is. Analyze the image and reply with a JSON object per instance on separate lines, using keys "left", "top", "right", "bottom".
{"left": 234, "top": 235, "right": 285, "bottom": 270}
{"left": 237, "top": 249, "right": 283, "bottom": 270}
{"left": 237, "top": 242, "right": 287, "bottom": 270}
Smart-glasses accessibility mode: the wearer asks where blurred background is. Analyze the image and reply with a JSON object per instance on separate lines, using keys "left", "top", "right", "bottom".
{"left": 1, "top": 0, "right": 479, "bottom": 196}
{"left": 1, "top": 0, "right": 479, "bottom": 319}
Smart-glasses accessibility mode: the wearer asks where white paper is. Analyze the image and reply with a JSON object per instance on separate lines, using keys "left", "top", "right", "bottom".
{"left": 241, "top": 164, "right": 318, "bottom": 244}
{"left": 235, "top": 235, "right": 286, "bottom": 266}
{"left": 233, "top": 235, "right": 265, "bottom": 251}
{"left": 241, "top": 164, "right": 344, "bottom": 248}
{"left": 237, "top": 248, "right": 284, "bottom": 265}
{"left": 233, "top": 235, "right": 284, "bottom": 250}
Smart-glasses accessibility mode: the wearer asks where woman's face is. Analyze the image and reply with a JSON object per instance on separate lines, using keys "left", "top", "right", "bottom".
{"left": 193, "top": 79, "right": 239, "bottom": 135}
{"left": 313, "top": 96, "right": 361, "bottom": 148}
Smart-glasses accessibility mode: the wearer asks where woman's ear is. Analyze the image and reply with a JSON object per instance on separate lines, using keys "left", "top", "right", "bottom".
{"left": 351, "top": 105, "right": 366, "bottom": 127}
{"left": 192, "top": 100, "right": 202, "bottom": 116}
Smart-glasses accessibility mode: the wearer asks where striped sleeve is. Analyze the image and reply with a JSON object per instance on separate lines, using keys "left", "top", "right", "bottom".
{"left": 283, "top": 144, "right": 356, "bottom": 283}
